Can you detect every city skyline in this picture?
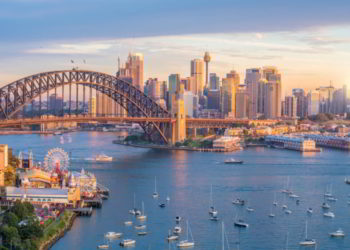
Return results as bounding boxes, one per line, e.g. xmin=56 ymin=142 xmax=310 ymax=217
xmin=1 ymin=0 xmax=350 ymax=96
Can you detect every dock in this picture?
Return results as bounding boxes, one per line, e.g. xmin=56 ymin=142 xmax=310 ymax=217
xmin=82 ymin=198 xmax=102 ymax=208
xmin=70 ymin=207 xmax=93 ymax=216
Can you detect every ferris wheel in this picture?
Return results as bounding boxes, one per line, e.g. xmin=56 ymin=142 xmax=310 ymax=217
xmin=43 ymin=148 xmax=69 ymax=172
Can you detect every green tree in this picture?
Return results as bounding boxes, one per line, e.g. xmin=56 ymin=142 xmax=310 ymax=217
xmin=1 ymin=225 xmax=20 ymax=248
xmin=3 ymin=212 xmax=19 ymax=228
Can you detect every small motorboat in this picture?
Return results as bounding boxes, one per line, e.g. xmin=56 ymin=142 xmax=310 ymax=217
xmin=224 ymin=158 xmax=243 ymax=164
xmin=120 ymin=239 xmax=136 ymax=247
xmin=209 ymin=215 xmax=219 ymax=221
xmin=95 ymin=154 xmax=113 ymax=162
xmin=232 ymin=198 xmax=245 ymax=206
xmin=246 ymin=207 xmax=254 ymax=212
xmin=97 ymin=244 xmax=109 ymax=249
xmin=327 ymin=196 xmax=337 ymax=202
xmin=330 ymin=229 xmax=345 ymax=237
xmin=285 ymin=209 xmax=292 ymax=214
xmin=234 ymin=219 xmax=249 ymax=228
xmin=268 ymin=213 xmax=275 ymax=218
xmin=104 ymin=232 xmax=122 ymax=238
xmin=289 ymin=193 xmax=299 ymax=198
xmin=209 ymin=206 xmax=218 ymax=216
xmin=167 ymin=230 xmax=179 ymax=241
xmin=166 ymin=195 xmax=170 ymax=201
xmin=307 ymin=208 xmax=313 ymax=214
xmin=322 ymin=202 xmax=331 ymax=209
xmin=175 ymin=216 xmax=182 ymax=223
xmin=282 ymin=204 xmax=288 ymax=209
xmin=173 ymin=226 xmax=182 ymax=234
xmin=345 ymin=178 xmax=350 ymax=185
xmin=137 ymin=231 xmax=147 ymax=236
xmin=135 ymin=225 xmax=146 ymax=230
xmin=324 ymin=212 xmax=335 ymax=218
xmin=159 ymin=203 xmax=166 ymax=208
xmin=124 ymin=221 xmax=133 ymax=226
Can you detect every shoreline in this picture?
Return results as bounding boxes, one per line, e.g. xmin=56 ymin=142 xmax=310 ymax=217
xmin=0 ymin=130 xmax=55 ymax=135
xmin=112 ymin=140 xmax=243 ymax=152
xmin=38 ymin=211 xmax=77 ymax=250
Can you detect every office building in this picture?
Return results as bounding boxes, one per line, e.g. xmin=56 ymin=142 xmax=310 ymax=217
xmin=183 ymin=91 xmax=194 ymax=117
xmin=308 ymin=90 xmax=320 ymax=116
xmin=117 ymin=53 xmax=144 ymax=92
xmin=263 ymin=67 xmax=282 ymax=119
xmin=221 ymin=70 xmax=240 ymax=117
xmin=190 ymin=59 xmax=205 ymax=96
xmin=209 ymin=73 xmax=220 ymax=90
xmin=245 ymin=68 xmax=263 ymax=119
xmin=284 ymin=96 xmax=297 ymax=117
xmin=293 ymin=88 xmax=308 ymax=118
xmin=146 ymin=78 xmax=161 ymax=101
xmin=236 ymin=89 xmax=249 ymax=119
xmin=207 ymin=89 xmax=221 ymax=110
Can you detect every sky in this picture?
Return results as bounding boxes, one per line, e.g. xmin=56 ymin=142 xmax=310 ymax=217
xmin=1 ymin=0 xmax=350 ymax=95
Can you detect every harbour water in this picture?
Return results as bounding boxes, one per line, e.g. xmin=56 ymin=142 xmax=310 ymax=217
xmin=2 ymin=132 xmax=350 ymax=249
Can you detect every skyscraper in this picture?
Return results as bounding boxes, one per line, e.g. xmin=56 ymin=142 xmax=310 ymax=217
xmin=117 ymin=53 xmax=144 ymax=92
xmin=221 ymin=70 xmax=240 ymax=117
xmin=308 ymin=90 xmax=320 ymax=116
xmin=190 ymin=59 xmax=205 ymax=96
xmin=236 ymin=88 xmax=249 ymax=119
xmin=207 ymin=89 xmax=220 ymax=110
xmin=284 ymin=96 xmax=297 ymax=117
xmin=292 ymin=88 xmax=308 ymax=118
xmin=263 ymin=67 xmax=282 ymax=119
xmin=147 ymin=78 xmax=161 ymax=101
xmin=245 ymin=68 xmax=263 ymax=119
xmin=209 ymin=73 xmax=220 ymax=90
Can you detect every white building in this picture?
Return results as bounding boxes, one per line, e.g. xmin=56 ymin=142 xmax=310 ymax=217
xmin=213 ymin=136 xmax=240 ymax=149
xmin=183 ymin=91 xmax=194 ymax=117
xmin=265 ymin=135 xmax=317 ymax=152
xmin=308 ymin=90 xmax=320 ymax=116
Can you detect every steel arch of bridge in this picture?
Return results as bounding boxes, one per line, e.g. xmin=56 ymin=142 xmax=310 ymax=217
xmin=0 ymin=70 xmax=171 ymax=143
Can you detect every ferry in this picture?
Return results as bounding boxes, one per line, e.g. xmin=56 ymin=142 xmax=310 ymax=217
xmin=224 ymin=158 xmax=243 ymax=164
xmin=95 ymin=154 xmax=113 ymax=162
xmin=120 ymin=239 xmax=136 ymax=247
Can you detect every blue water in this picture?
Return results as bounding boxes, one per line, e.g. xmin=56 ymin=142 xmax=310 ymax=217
xmin=2 ymin=132 xmax=350 ymax=250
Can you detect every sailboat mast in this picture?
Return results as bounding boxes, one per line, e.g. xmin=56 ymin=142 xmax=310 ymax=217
xmin=222 ymin=222 xmax=225 ymax=250
xmin=133 ymin=193 xmax=136 ymax=208
xmin=155 ymin=177 xmax=157 ymax=193
xmin=305 ymin=221 xmax=308 ymax=239
xmin=210 ymin=184 xmax=213 ymax=208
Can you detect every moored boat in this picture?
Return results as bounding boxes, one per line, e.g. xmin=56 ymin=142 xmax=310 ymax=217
xmin=224 ymin=158 xmax=243 ymax=164
xmin=330 ymin=229 xmax=345 ymax=237
xmin=120 ymin=239 xmax=136 ymax=247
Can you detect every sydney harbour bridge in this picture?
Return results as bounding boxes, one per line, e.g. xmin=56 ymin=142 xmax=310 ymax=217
xmin=0 ymin=70 xmax=252 ymax=144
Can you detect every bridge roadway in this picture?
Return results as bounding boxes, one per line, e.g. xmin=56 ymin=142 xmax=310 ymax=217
xmin=0 ymin=115 xmax=252 ymax=129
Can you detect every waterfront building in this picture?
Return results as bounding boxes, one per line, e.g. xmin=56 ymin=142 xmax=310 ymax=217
xmin=221 ymin=70 xmax=240 ymax=117
xmin=225 ymin=128 xmax=244 ymax=136
xmin=68 ymin=168 xmax=97 ymax=191
xmin=207 ymin=89 xmax=220 ymax=110
xmin=332 ymin=86 xmax=347 ymax=114
xmin=0 ymin=144 xmax=8 ymax=169
xmin=209 ymin=73 xmax=220 ymax=90
xmin=263 ymin=67 xmax=282 ymax=119
xmin=265 ymin=135 xmax=317 ymax=152
xmin=190 ymin=59 xmax=205 ymax=96
xmin=3 ymin=186 xmax=69 ymax=205
xmin=19 ymin=169 xmax=60 ymax=189
xmin=213 ymin=136 xmax=240 ymax=149
xmin=284 ymin=96 xmax=297 ymax=117
xmin=308 ymin=90 xmax=320 ymax=116
xmin=304 ymin=134 xmax=350 ymax=150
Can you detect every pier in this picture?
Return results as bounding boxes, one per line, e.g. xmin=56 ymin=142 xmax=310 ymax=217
xmin=70 ymin=207 xmax=93 ymax=216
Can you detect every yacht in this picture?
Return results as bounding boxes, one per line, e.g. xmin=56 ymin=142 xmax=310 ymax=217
xmin=173 ymin=226 xmax=182 ymax=234
xmin=246 ymin=207 xmax=254 ymax=212
xmin=177 ymin=220 xmax=195 ymax=248
xmin=137 ymin=202 xmax=147 ymax=220
xmin=299 ymin=221 xmax=316 ymax=246
xmin=104 ymin=232 xmax=122 ymax=238
xmin=135 ymin=225 xmax=146 ymax=230
xmin=97 ymin=244 xmax=109 ymax=249
xmin=285 ymin=209 xmax=292 ymax=214
xmin=209 ymin=185 xmax=218 ymax=216
xmin=324 ymin=184 xmax=333 ymax=197
xmin=327 ymin=196 xmax=337 ymax=202
xmin=324 ymin=212 xmax=335 ymax=218
xmin=224 ymin=158 xmax=243 ymax=164
xmin=152 ymin=176 xmax=159 ymax=198
xmin=95 ymin=154 xmax=113 ymax=162
xmin=232 ymin=198 xmax=245 ymax=206
xmin=120 ymin=239 xmax=136 ymax=247
xmin=282 ymin=204 xmax=288 ymax=209
xmin=268 ymin=213 xmax=275 ymax=218
xmin=322 ymin=202 xmax=331 ymax=209
xmin=137 ymin=231 xmax=147 ymax=236
xmin=234 ymin=219 xmax=249 ymax=228
xmin=307 ymin=208 xmax=313 ymax=214
xmin=167 ymin=230 xmax=179 ymax=241
xmin=124 ymin=221 xmax=133 ymax=226
xmin=289 ymin=193 xmax=299 ymax=198
xmin=330 ymin=229 xmax=345 ymax=237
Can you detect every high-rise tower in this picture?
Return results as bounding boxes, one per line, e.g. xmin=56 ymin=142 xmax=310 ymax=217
xmin=203 ymin=52 xmax=211 ymax=88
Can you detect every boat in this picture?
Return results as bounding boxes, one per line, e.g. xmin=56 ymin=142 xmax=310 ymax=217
xmin=175 ymin=216 xmax=182 ymax=223
xmin=167 ymin=230 xmax=179 ymax=241
xmin=54 ymin=131 xmax=62 ymax=135
xmin=152 ymin=176 xmax=159 ymax=198
xmin=224 ymin=158 xmax=243 ymax=164
xmin=177 ymin=220 xmax=195 ymax=248
xmin=268 ymin=213 xmax=275 ymax=218
xmin=327 ymin=196 xmax=337 ymax=202
xmin=345 ymin=178 xmax=350 ymax=185
xmin=97 ymin=244 xmax=109 ymax=249
xmin=104 ymin=232 xmax=122 ymax=238
xmin=120 ymin=239 xmax=136 ymax=247
xmin=299 ymin=221 xmax=316 ymax=246
xmin=232 ymin=198 xmax=245 ymax=206
xmin=324 ymin=184 xmax=333 ymax=197
xmin=285 ymin=209 xmax=292 ymax=214
xmin=322 ymin=202 xmax=331 ymax=209
xmin=209 ymin=215 xmax=219 ymax=221
xmin=281 ymin=176 xmax=293 ymax=194
xmin=166 ymin=195 xmax=170 ymax=201
xmin=324 ymin=212 xmax=335 ymax=218
xmin=307 ymin=208 xmax=313 ymax=214
xmin=137 ymin=202 xmax=147 ymax=220
xmin=173 ymin=226 xmax=182 ymax=234
xmin=273 ymin=192 xmax=278 ymax=206
xmin=234 ymin=219 xmax=249 ymax=228
xmin=124 ymin=221 xmax=133 ymax=226
xmin=95 ymin=154 xmax=113 ymax=162
xmin=159 ymin=203 xmax=166 ymax=208
xmin=246 ymin=204 xmax=254 ymax=212
xmin=288 ymin=193 xmax=299 ymax=198
xmin=330 ymin=229 xmax=345 ymax=237
xmin=209 ymin=185 xmax=218 ymax=216
xmin=135 ymin=225 xmax=146 ymax=230
xmin=137 ymin=231 xmax=147 ymax=236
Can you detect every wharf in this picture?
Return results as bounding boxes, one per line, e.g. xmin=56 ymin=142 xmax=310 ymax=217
xmin=82 ymin=198 xmax=102 ymax=208
xmin=70 ymin=207 xmax=93 ymax=216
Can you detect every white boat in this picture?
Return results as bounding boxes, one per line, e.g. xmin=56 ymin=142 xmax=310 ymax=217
xmin=175 ymin=216 xmax=182 ymax=223
xmin=173 ymin=226 xmax=182 ymax=234
xmin=177 ymin=220 xmax=195 ymax=248
xmin=246 ymin=207 xmax=254 ymax=212
xmin=137 ymin=231 xmax=147 ymax=236
xmin=324 ymin=212 xmax=335 ymax=218
xmin=209 ymin=215 xmax=219 ymax=221
xmin=273 ymin=192 xmax=278 ymax=206
xmin=124 ymin=221 xmax=133 ymax=226
xmin=299 ymin=221 xmax=316 ymax=246
xmin=289 ymin=193 xmax=299 ymax=198
xmin=95 ymin=154 xmax=113 ymax=162
xmin=234 ymin=219 xmax=249 ymax=228
xmin=281 ymin=176 xmax=292 ymax=194
xmin=285 ymin=209 xmax=292 ymax=214
xmin=307 ymin=208 xmax=313 ymax=214
xmin=137 ymin=202 xmax=147 ymax=220
xmin=104 ymin=232 xmax=122 ymax=238
xmin=232 ymin=198 xmax=245 ymax=206
xmin=327 ymin=196 xmax=337 ymax=202
xmin=209 ymin=185 xmax=218 ymax=216
xmin=167 ymin=229 xmax=179 ymax=241
xmin=135 ymin=225 xmax=146 ymax=230
xmin=322 ymin=202 xmax=331 ymax=209
xmin=152 ymin=176 xmax=159 ymax=198
xmin=224 ymin=158 xmax=243 ymax=164
xmin=268 ymin=213 xmax=275 ymax=218
xmin=166 ymin=195 xmax=170 ymax=201
xmin=120 ymin=239 xmax=136 ymax=247
xmin=324 ymin=184 xmax=333 ymax=197
xmin=97 ymin=244 xmax=109 ymax=249
xmin=330 ymin=229 xmax=345 ymax=237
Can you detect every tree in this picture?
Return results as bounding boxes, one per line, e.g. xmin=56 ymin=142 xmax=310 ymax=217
xmin=3 ymin=212 xmax=19 ymax=228
xmin=1 ymin=225 xmax=20 ymax=248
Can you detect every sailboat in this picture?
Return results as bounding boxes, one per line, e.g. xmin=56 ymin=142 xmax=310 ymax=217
xmin=268 ymin=205 xmax=275 ymax=217
xmin=273 ymin=192 xmax=278 ymax=206
xmin=167 ymin=229 xmax=179 ymax=241
xmin=209 ymin=185 xmax=218 ymax=217
xmin=324 ymin=184 xmax=333 ymax=197
xmin=281 ymin=176 xmax=292 ymax=194
xmin=282 ymin=192 xmax=288 ymax=209
xmin=221 ymin=221 xmax=230 ymax=250
xmin=129 ymin=193 xmax=141 ymax=215
xmin=153 ymin=177 xmax=159 ymax=198
xmin=299 ymin=221 xmax=316 ymax=246
xmin=177 ymin=220 xmax=195 ymax=248
xmin=137 ymin=201 xmax=147 ymax=220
